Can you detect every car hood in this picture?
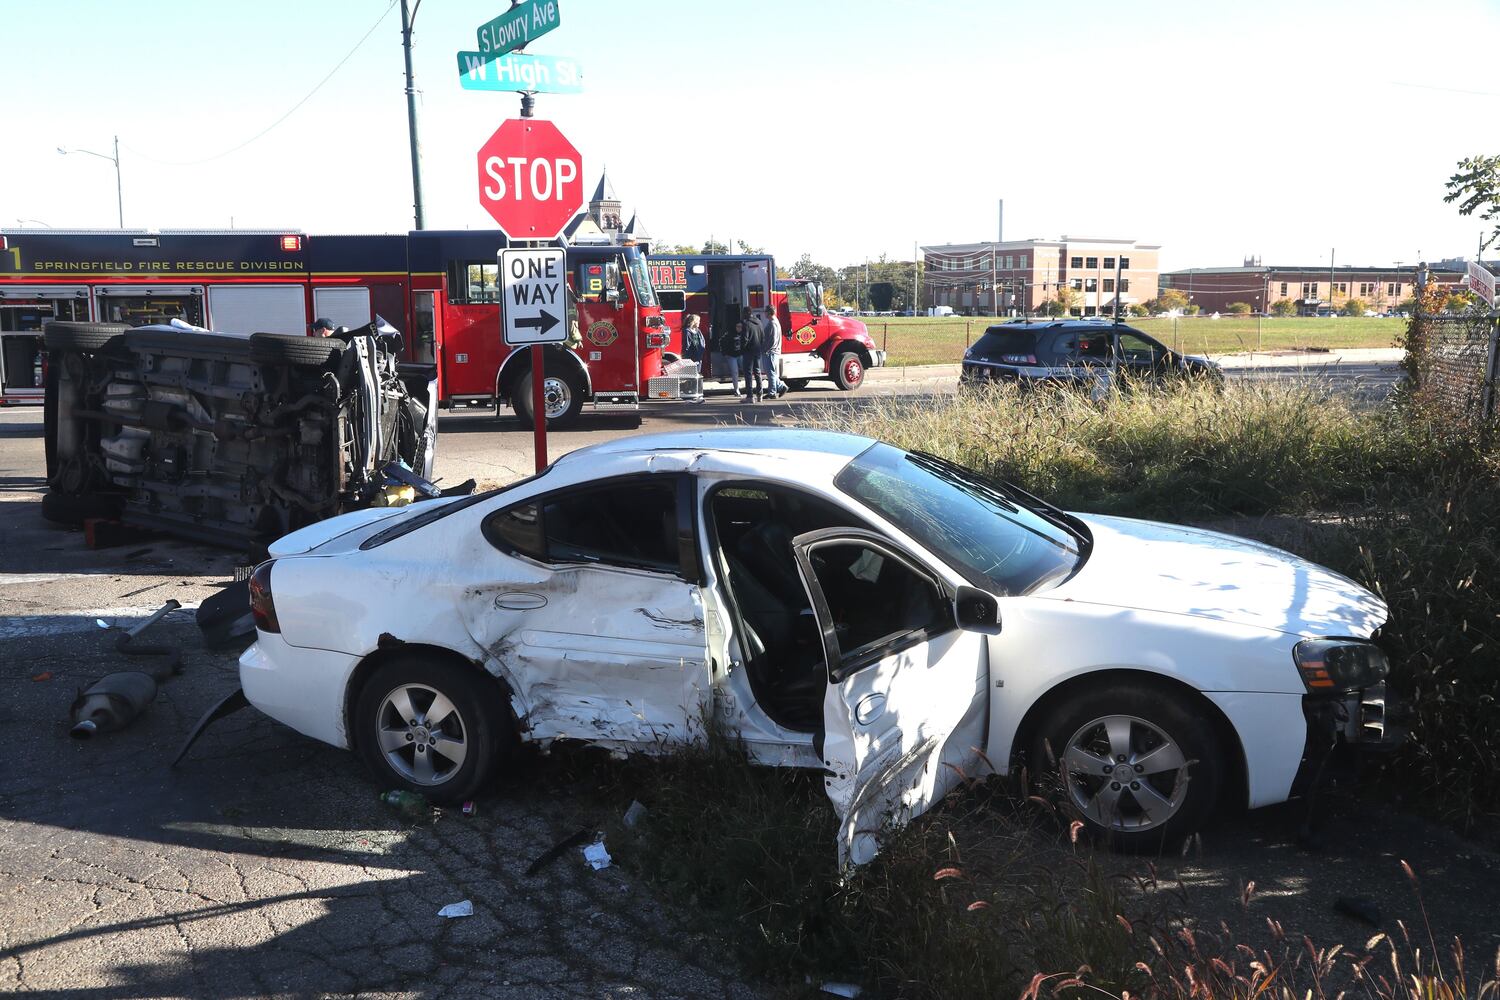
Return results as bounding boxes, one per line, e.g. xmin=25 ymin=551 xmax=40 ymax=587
xmin=1043 ymin=514 xmax=1386 ymax=638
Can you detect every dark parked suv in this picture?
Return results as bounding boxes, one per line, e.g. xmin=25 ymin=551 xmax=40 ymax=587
xmin=959 ymin=321 xmax=1220 ymax=389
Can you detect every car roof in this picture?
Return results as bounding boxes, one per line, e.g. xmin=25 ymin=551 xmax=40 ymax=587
xmin=985 ymin=320 xmax=1128 ymax=333
xmin=556 ymin=427 xmax=876 ymax=471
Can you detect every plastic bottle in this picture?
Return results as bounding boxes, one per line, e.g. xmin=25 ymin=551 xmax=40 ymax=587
xmin=379 ymin=789 xmax=430 ymax=819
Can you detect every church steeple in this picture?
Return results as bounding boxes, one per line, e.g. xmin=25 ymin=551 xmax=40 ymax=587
xmin=588 ymin=168 xmax=622 ymax=235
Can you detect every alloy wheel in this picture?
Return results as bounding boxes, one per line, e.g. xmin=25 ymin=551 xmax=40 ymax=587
xmin=1060 ymin=714 xmax=1189 ymax=831
xmin=374 ymin=683 xmax=469 ymax=786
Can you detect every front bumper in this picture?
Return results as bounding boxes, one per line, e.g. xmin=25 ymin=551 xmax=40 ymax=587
xmin=870 ymin=348 xmax=887 ymax=368
xmin=1292 ymin=682 xmax=1405 ymax=794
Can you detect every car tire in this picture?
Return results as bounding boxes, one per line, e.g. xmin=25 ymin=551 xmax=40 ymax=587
xmin=831 ymin=349 xmax=865 ymax=391
xmin=249 ymin=332 xmax=345 ymax=366
xmin=41 ymin=490 xmax=122 ymax=525
xmin=353 ymin=656 xmax=513 ymax=805
xmin=1033 ymin=681 xmax=1227 ymax=852
xmin=512 ymin=366 xmax=585 ymax=430
xmin=784 ymin=378 xmax=809 ymax=392
xmin=43 ymin=321 xmax=129 ymax=354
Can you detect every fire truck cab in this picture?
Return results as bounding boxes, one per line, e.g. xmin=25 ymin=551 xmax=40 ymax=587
xmin=648 ymin=253 xmax=885 ymax=391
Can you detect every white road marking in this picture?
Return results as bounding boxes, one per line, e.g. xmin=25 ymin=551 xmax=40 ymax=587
xmin=0 ymin=605 xmax=199 ymax=640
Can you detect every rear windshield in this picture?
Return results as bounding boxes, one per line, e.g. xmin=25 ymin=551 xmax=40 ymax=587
xmin=970 ymin=328 xmax=1037 ymax=357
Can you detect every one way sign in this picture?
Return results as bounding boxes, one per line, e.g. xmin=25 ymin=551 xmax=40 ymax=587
xmin=501 ymin=247 xmax=568 ymax=346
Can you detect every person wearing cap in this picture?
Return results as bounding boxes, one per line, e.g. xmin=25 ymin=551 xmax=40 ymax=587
xmin=310 ymin=318 xmax=336 ymax=337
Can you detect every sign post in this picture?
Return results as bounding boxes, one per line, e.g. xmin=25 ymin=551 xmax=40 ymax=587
xmin=502 ymin=248 xmax=568 ymax=471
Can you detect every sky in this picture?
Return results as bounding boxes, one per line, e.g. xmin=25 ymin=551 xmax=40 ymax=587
xmin=4 ymin=0 xmax=1498 ymax=272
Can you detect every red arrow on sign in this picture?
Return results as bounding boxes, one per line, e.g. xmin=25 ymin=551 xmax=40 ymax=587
xmin=476 ymin=119 xmax=583 ymax=240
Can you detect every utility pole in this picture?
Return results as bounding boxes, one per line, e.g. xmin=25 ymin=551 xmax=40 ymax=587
xmin=400 ymin=0 xmax=426 ymax=230
xmin=912 ymin=241 xmax=919 ymax=315
xmin=57 ymin=137 xmax=123 ymax=227
xmin=1329 ymin=248 xmax=1336 ymax=316
xmin=991 ymin=249 xmax=997 ymax=317
xmin=1112 ymin=254 xmax=1123 ymax=322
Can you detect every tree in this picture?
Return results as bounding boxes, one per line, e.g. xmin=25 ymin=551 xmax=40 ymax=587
xmin=1270 ymin=299 xmax=1298 ymax=317
xmin=1445 ymin=289 xmax=1480 ymax=312
xmin=1155 ymin=288 xmax=1190 ymax=312
xmin=734 ymin=240 xmax=764 ymax=254
xmin=701 ymin=239 xmax=728 ymax=255
xmin=1046 ymin=285 xmax=1077 ymax=315
xmin=1183 ymin=304 xmax=1201 ymax=316
xmin=1226 ymin=301 xmax=1252 ymax=315
xmin=1444 ymin=154 xmax=1500 ymax=252
xmin=1128 ymin=303 xmax=1150 ymax=317
xmin=1341 ymin=298 xmax=1367 ymax=317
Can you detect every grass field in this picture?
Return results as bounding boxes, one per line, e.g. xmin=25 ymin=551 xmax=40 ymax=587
xmin=860 ymin=315 xmax=1405 ymax=367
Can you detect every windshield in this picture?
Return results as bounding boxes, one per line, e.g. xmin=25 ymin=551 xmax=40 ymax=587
xmin=625 ymin=251 xmax=658 ymax=308
xmin=834 ymin=443 xmax=1084 ymax=595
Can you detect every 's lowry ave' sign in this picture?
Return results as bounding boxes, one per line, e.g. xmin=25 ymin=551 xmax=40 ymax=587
xmin=456 ymin=51 xmax=583 ymax=94
xmin=501 ymin=248 xmax=567 ymax=346
xmin=476 ymin=0 xmax=560 ymax=61
xmin=476 ymin=119 xmax=583 ymax=240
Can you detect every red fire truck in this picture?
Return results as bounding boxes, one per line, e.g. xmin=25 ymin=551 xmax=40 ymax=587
xmin=0 ymin=228 xmax=696 ymax=426
xmin=646 ymin=253 xmax=886 ymax=390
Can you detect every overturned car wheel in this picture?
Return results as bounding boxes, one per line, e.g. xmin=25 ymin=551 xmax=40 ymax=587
xmin=354 ymin=656 xmax=513 ymax=804
xmin=249 ymin=332 xmax=345 ymax=366
xmin=43 ymin=320 xmax=130 ymax=354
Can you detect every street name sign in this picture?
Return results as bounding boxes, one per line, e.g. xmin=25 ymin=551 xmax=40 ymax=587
xmin=476 ymin=119 xmax=583 ymax=240
xmin=501 ymin=248 xmax=567 ymax=346
xmin=476 ymin=0 xmax=560 ymax=60
xmin=1466 ymin=259 xmax=1497 ymax=307
xmin=456 ymin=51 xmax=583 ymax=94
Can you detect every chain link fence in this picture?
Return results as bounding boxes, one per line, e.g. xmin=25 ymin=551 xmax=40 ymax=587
xmin=1407 ymin=311 xmax=1500 ymax=427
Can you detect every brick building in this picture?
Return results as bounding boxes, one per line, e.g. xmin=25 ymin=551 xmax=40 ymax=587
xmin=920 ymin=237 xmax=1161 ymax=316
xmin=1160 ymin=263 xmax=1466 ymax=316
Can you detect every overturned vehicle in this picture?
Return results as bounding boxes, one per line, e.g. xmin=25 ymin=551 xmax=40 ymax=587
xmin=43 ymin=320 xmax=440 ymax=549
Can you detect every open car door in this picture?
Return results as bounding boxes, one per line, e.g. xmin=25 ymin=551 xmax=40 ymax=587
xmin=792 ymin=528 xmax=991 ymax=867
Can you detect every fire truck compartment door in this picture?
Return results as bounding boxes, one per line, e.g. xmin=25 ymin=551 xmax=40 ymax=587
xmin=741 ymin=261 xmax=770 ymax=311
xmin=313 ymin=287 xmax=372 ymax=330
xmin=208 ymin=284 xmax=306 ymax=335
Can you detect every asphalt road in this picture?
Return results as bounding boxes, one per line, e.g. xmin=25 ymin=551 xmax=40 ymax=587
xmin=12 ymin=355 xmax=1500 ymax=998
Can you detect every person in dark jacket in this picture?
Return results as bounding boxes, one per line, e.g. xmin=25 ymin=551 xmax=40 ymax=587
xmin=713 ymin=320 xmax=742 ymax=394
xmin=738 ymin=309 xmax=765 ymax=402
xmin=681 ymin=314 xmax=706 ymax=363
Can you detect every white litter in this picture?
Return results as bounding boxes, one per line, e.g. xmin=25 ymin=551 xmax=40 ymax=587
xmin=437 ymin=900 xmax=473 ymax=918
xmin=622 ymin=800 xmax=648 ymax=828
xmin=582 ymin=840 xmax=612 ymax=871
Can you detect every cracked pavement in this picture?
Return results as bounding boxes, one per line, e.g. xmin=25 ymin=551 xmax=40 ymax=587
xmin=0 ymin=406 xmax=766 ymax=999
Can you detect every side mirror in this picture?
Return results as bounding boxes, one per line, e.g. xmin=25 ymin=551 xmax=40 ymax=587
xmin=954 ymin=585 xmax=1002 ymax=635
xmin=605 ymin=287 xmax=620 ymax=305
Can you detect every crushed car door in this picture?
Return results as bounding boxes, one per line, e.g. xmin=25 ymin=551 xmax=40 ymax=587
xmin=793 ymin=528 xmax=989 ymax=867
xmin=463 ymin=474 xmax=710 ymax=749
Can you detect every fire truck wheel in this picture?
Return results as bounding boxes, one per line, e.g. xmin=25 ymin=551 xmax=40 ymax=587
xmin=512 ymin=367 xmax=584 ymax=430
xmin=41 ymin=491 xmax=122 ymax=526
xmin=832 ymin=349 xmax=866 ymax=391
xmin=784 ymin=378 xmax=809 ymax=392
xmin=249 ymin=332 xmax=346 ymax=367
xmin=43 ymin=321 xmax=130 ymax=354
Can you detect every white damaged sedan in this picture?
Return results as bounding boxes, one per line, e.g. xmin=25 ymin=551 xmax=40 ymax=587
xmin=240 ymin=428 xmax=1397 ymax=863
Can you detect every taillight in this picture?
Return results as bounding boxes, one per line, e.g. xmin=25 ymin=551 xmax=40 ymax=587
xmin=1001 ymin=353 xmax=1038 ymax=365
xmin=249 ymin=561 xmax=280 ymax=633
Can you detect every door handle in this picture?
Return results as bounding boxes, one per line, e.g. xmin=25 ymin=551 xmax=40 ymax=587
xmin=854 ymin=693 xmax=886 ymax=726
xmin=493 ymin=592 xmax=548 ymax=611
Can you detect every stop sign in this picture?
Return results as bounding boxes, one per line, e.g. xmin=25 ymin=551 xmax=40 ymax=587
xmin=476 ymin=119 xmax=583 ymax=240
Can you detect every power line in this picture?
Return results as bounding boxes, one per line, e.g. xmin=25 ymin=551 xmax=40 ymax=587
xmin=124 ymin=1 xmax=398 ymax=167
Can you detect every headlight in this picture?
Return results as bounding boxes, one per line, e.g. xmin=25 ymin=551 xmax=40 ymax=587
xmin=1293 ymin=639 xmax=1389 ymax=692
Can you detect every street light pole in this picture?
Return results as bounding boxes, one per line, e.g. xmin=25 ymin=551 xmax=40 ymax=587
xmin=400 ymin=0 xmax=426 ymax=230
xmin=57 ymin=137 xmax=123 ymax=227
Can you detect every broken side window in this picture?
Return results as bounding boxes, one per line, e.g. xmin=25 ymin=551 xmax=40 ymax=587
xmin=485 ymin=477 xmax=681 ymax=574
